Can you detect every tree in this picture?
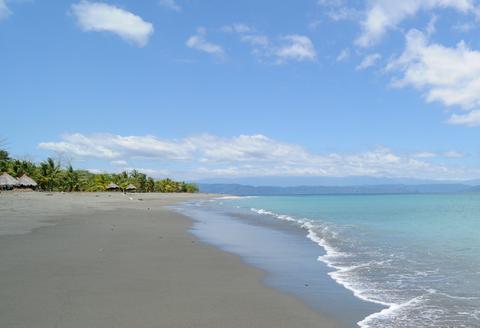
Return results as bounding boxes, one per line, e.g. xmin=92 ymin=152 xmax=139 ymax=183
xmin=183 ymin=183 xmax=199 ymax=193
xmin=0 ymin=138 xmax=8 ymax=162
xmin=38 ymin=158 xmax=61 ymax=191
xmin=0 ymin=138 xmax=10 ymax=169
xmin=0 ymin=150 xmax=9 ymax=162
xmin=63 ymin=165 xmax=80 ymax=192
xmin=0 ymin=149 xmax=197 ymax=194
xmin=113 ymin=171 xmax=130 ymax=191
xmin=130 ymin=170 xmax=147 ymax=192
xmin=145 ymin=177 xmax=155 ymax=192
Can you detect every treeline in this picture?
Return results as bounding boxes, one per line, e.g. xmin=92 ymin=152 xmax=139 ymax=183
xmin=0 ymin=150 xmax=198 ymax=193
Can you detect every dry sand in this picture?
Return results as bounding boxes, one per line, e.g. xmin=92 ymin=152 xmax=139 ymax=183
xmin=0 ymin=192 xmax=338 ymax=328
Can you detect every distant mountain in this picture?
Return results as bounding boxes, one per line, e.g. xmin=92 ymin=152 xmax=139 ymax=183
xmin=199 ymin=183 xmax=479 ymax=196
xmin=196 ymin=176 xmax=480 ymax=187
xmin=467 ymin=185 xmax=480 ymax=193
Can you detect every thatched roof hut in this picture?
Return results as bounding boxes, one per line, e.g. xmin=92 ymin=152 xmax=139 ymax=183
xmin=125 ymin=184 xmax=137 ymax=191
xmin=106 ymin=182 xmax=120 ymax=191
xmin=17 ymin=174 xmax=38 ymax=188
xmin=0 ymin=172 xmax=19 ymax=189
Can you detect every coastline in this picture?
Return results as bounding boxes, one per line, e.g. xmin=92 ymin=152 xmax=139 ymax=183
xmin=175 ymin=197 xmax=383 ymax=328
xmin=187 ymin=194 xmax=480 ymax=328
xmin=0 ymin=192 xmax=339 ymax=328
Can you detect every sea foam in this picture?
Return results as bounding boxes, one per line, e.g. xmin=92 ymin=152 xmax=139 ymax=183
xmin=249 ymin=207 xmax=415 ymax=328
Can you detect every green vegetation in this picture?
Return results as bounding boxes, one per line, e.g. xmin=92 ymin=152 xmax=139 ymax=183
xmin=0 ymin=149 xmax=199 ymax=193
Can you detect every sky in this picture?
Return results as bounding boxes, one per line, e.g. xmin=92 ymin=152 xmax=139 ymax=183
xmin=1 ymin=0 xmax=480 ymax=181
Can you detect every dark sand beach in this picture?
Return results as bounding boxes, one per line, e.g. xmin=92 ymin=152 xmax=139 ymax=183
xmin=0 ymin=192 xmax=338 ymax=328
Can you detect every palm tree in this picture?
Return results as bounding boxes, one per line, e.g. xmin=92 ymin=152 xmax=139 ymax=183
xmin=38 ymin=157 xmax=61 ymax=191
xmin=0 ymin=147 xmax=10 ymax=173
xmin=145 ymin=177 xmax=155 ymax=192
xmin=0 ymin=138 xmax=8 ymax=163
xmin=0 ymin=150 xmax=9 ymax=162
xmin=63 ymin=165 xmax=80 ymax=192
xmin=129 ymin=170 xmax=147 ymax=192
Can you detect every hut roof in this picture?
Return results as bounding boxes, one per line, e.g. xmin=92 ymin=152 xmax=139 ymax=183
xmin=106 ymin=182 xmax=120 ymax=189
xmin=0 ymin=172 xmax=19 ymax=187
xmin=125 ymin=184 xmax=137 ymax=190
xmin=17 ymin=174 xmax=38 ymax=187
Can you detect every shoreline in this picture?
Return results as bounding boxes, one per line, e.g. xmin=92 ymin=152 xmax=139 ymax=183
xmin=175 ymin=197 xmax=383 ymax=328
xmin=0 ymin=192 xmax=339 ymax=328
xmin=188 ymin=194 xmax=480 ymax=328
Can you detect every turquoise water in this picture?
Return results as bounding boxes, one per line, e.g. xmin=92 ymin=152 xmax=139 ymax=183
xmin=213 ymin=194 xmax=480 ymax=327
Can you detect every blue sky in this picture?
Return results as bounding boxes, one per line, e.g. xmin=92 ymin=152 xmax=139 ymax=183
xmin=1 ymin=0 xmax=480 ymax=180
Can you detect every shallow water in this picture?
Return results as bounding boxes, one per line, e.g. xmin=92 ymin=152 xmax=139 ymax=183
xmin=176 ymin=194 xmax=480 ymax=328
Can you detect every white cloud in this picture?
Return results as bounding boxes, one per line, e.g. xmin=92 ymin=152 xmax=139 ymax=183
xmin=0 ymin=0 xmax=11 ymax=20
xmin=222 ymin=23 xmax=269 ymax=47
xmin=38 ymin=133 xmax=478 ymax=180
xmin=186 ymin=27 xmax=225 ymax=57
xmin=453 ymin=21 xmax=475 ymax=32
xmin=221 ymin=24 xmax=316 ymax=64
xmin=111 ymin=160 xmax=128 ymax=166
xmin=39 ymin=133 xmax=191 ymax=161
xmin=443 ymin=151 xmax=465 ymax=158
xmin=336 ymin=48 xmax=350 ymax=62
xmin=328 ymin=6 xmax=361 ymax=21
xmin=414 ymin=151 xmax=438 ymax=158
xmin=222 ymin=23 xmax=271 ymax=58
xmin=71 ymin=1 xmax=154 ymax=47
xmin=308 ymin=20 xmax=322 ymax=30
xmin=388 ymin=29 xmax=480 ymax=126
xmin=241 ymin=34 xmax=270 ymax=47
xmin=413 ymin=151 xmax=466 ymax=158
xmin=447 ymin=110 xmax=480 ymax=126
xmin=356 ymin=0 xmax=474 ymax=47
xmin=275 ymin=35 xmax=317 ymax=63
xmin=356 ymin=53 xmax=381 ymax=70
xmin=426 ymin=15 xmax=438 ymax=36
xmin=317 ymin=0 xmax=360 ymax=21
xmin=88 ymin=166 xmax=171 ymax=177
xmin=158 ymin=0 xmax=181 ymax=12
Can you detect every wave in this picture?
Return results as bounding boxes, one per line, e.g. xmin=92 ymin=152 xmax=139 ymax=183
xmin=358 ymin=296 xmax=423 ymax=328
xmin=214 ymin=196 xmax=258 ymax=200
xmin=211 ymin=196 xmax=480 ymax=328
xmin=249 ymin=207 xmax=410 ymax=327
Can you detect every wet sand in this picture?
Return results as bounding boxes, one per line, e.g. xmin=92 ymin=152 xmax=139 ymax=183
xmin=0 ymin=192 xmax=339 ymax=328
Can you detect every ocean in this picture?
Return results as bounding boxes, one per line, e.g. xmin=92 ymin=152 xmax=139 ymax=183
xmin=174 ymin=194 xmax=480 ymax=328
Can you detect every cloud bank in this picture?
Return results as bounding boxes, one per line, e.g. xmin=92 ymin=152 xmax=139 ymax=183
xmin=38 ymin=133 xmax=474 ymax=180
